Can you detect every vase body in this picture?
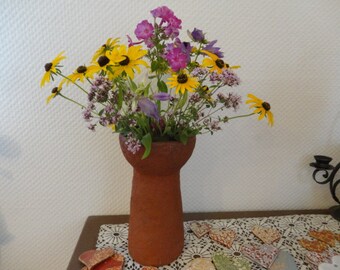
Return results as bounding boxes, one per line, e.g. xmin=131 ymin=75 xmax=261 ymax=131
xmin=119 ymin=135 xmax=196 ymax=266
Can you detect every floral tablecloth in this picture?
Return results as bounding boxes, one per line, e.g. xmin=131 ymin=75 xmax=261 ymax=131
xmin=96 ymin=214 xmax=340 ymax=270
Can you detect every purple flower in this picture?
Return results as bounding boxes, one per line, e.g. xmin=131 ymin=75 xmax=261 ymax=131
xmin=165 ymin=39 xmax=191 ymax=71
xmin=150 ymin=6 xmax=181 ymax=39
xmin=203 ymin=40 xmax=224 ymax=58
xmin=191 ymin=67 xmax=209 ymax=78
xmin=190 ymin=28 xmax=205 ymax=42
xmin=153 ymin=92 xmax=171 ymax=101
xmin=164 ymin=16 xmax=182 ymax=39
xmin=209 ymin=71 xmax=223 ymax=82
xmin=138 ymin=98 xmax=160 ymax=121
xmin=151 ymin=6 xmax=174 ymax=20
xmin=88 ymin=123 xmax=96 ymax=131
xmin=217 ymin=92 xmax=242 ymax=111
xmin=125 ymin=133 xmax=142 ymax=154
xmin=82 ymin=109 xmax=92 ymax=122
xmin=135 ymin=20 xmax=154 ymax=40
xmin=165 ymin=46 xmax=188 ymax=71
xmin=221 ymin=69 xmax=241 ymax=87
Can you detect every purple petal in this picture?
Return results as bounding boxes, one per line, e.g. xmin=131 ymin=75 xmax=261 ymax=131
xmin=138 ymin=98 xmax=160 ymax=121
xmin=203 ymin=40 xmax=224 ymax=58
xmin=191 ymin=28 xmax=205 ymax=42
xmin=135 ymin=20 xmax=154 ymax=40
xmin=153 ymin=93 xmax=171 ymax=101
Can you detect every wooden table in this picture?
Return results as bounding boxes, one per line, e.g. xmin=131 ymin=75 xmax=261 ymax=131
xmin=67 ymin=209 xmax=330 ymax=270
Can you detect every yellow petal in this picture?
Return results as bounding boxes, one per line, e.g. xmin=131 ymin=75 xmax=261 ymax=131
xmin=40 ymin=72 xmax=50 ymax=87
xmin=258 ymin=110 xmax=266 ymax=121
xmin=201 ymin=50 xmax=218 ymax=60
xmin=108 ymin=124 xmax=116 ymax=131
xmin=253 ymin=108 xmax=263 ymax=114
xmin=46 ymin=93 xmax=56 ymax=104
xmin=202 ymin=58 xmax=214 ymax=68
xmin=267 ymin=111 xmax=274 ymax=126
xmin=125 ymin=67 xmax=134 ymax=79
xmin=247 ymin=94 xmax=262 ymax=103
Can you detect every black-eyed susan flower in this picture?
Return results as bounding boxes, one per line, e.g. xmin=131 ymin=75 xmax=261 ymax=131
xmin=111 ymin=45 xmax=148 ymax=79
xmin=201 ymin=50 xmax=240 ymax=74
xmin=91 ymin=38 xmax=120 ymax=63
xmin=86 ymin=47 xmax=128 ymax=79
xmin=46 ymin=85 xmax=62 ymax=104
xmin=40 ymin=52 xmax=66 ymax=87
xmin=66 ymin=65 xmax=97 ymax=84
xmin=246 ymin=94 xmax=274 ymax=126
xmin=167 ymin=71 xmax=199 ymax=94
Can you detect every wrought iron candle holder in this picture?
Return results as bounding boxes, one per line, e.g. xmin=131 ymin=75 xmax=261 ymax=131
xmin=310 ymin=155 xmax=340 ymax=220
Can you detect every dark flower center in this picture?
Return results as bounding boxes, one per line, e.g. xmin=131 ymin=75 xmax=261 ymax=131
xmin=97 ymin=56 xmax=110 ymax=67
xmin=51 ymin=87 xmax=59 ymax=94
xmin=119 ymin=55 xmax=130 ymax=66
xmin=177 ymin=74 xmax=188 ymax=84
xmin=45 ymin=62 xmax=53 ymax=72
xmin=76 ymin=66 xmax=87 ymax=73
xmin=215 ymin=59 xmax=225 ymax=68
xmin=262 ymin=102 xmax=271 ymax=111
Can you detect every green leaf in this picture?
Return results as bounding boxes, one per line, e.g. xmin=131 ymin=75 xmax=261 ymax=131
xmin=144 ymin=82 xmax=151 ymax=97
xmin=157 ymin=80 xmax=168 ymax=93
xmin=129 ymin=78 xmax=138 ymax=91
xmin=141 ymin=133 xmax=152 ymax=159
xmin=179 ymin=133 xmax=188 ymax=145
xmin=177 ymin=91 xmax=188 ymax=109
xmin=151 ymin=61 xmax=158 ymax=72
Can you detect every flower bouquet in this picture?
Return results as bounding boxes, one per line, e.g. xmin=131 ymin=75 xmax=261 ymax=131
xmin=40 ymin=6 xmax=275 ymax=266
xmin=40 ymin=5 xmax=273 ymax=159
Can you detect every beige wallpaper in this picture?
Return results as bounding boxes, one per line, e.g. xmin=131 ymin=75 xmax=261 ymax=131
xmin=1 ymin=0 xmax=340 ymax=269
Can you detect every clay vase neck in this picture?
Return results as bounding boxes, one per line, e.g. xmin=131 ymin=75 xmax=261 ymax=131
xmin=119 ymin=135 xmax=196 ymax=266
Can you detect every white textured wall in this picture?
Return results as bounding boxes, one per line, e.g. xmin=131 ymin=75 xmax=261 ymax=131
xmin=1 ymin=0 xmax=339 ymax=269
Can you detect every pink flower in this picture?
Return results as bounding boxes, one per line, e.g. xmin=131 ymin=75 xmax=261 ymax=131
xmin=150 ymin=6 xmax=174 ymax=21
xmin=135 ymin=20 xmax=154 ymax=40
xmin=150 ymin=6 xmax=182 ymax=39
xmin=165 ymin=47 xmax=188 ymax=72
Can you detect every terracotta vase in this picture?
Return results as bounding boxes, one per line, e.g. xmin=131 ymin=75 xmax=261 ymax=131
xmin=119 ymin=135 xmax=196 ymax=266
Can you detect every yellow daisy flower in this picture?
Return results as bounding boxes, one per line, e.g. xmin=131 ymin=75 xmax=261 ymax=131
xmin=86 ymin=47 xmax=127 ymax=79
xmin=46 ymin=85 xmax=62 ymax=104
xmin=167 ymin=71 xmax=199 ymax=94
xmin=201 ymin=50 xmax=240 ymax=74
xmin=91 ymin=38 xmax=120 ymax=63
xmin=66 ymin=65 xmax=97 ymax=84
xmin=40 ymin=51 xmax=66 ymax=87
xmin=246 ymin=94 xmax=274 ymax=126
xmin=111 ymin=45 xmax=148 ymax=79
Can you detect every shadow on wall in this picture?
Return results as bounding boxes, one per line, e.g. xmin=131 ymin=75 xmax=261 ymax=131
xmin=0 ymin=135 xmax=21 ymax=180
xmin=0 ymin=211 xmax=14 ymax=268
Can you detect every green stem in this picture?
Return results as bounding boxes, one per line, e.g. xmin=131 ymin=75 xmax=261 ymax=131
xmin=57 ymin=72 xmax=89 ymax=95
xmin=227 ymin=113 xmax=255 ymax=120
xmin=197 ymin=106 xmax=225 ymax=123
xmin=57 ymin=94 xmax=100 ymax=117
xmin=58 ymin=93 xmax=86 ymax=108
